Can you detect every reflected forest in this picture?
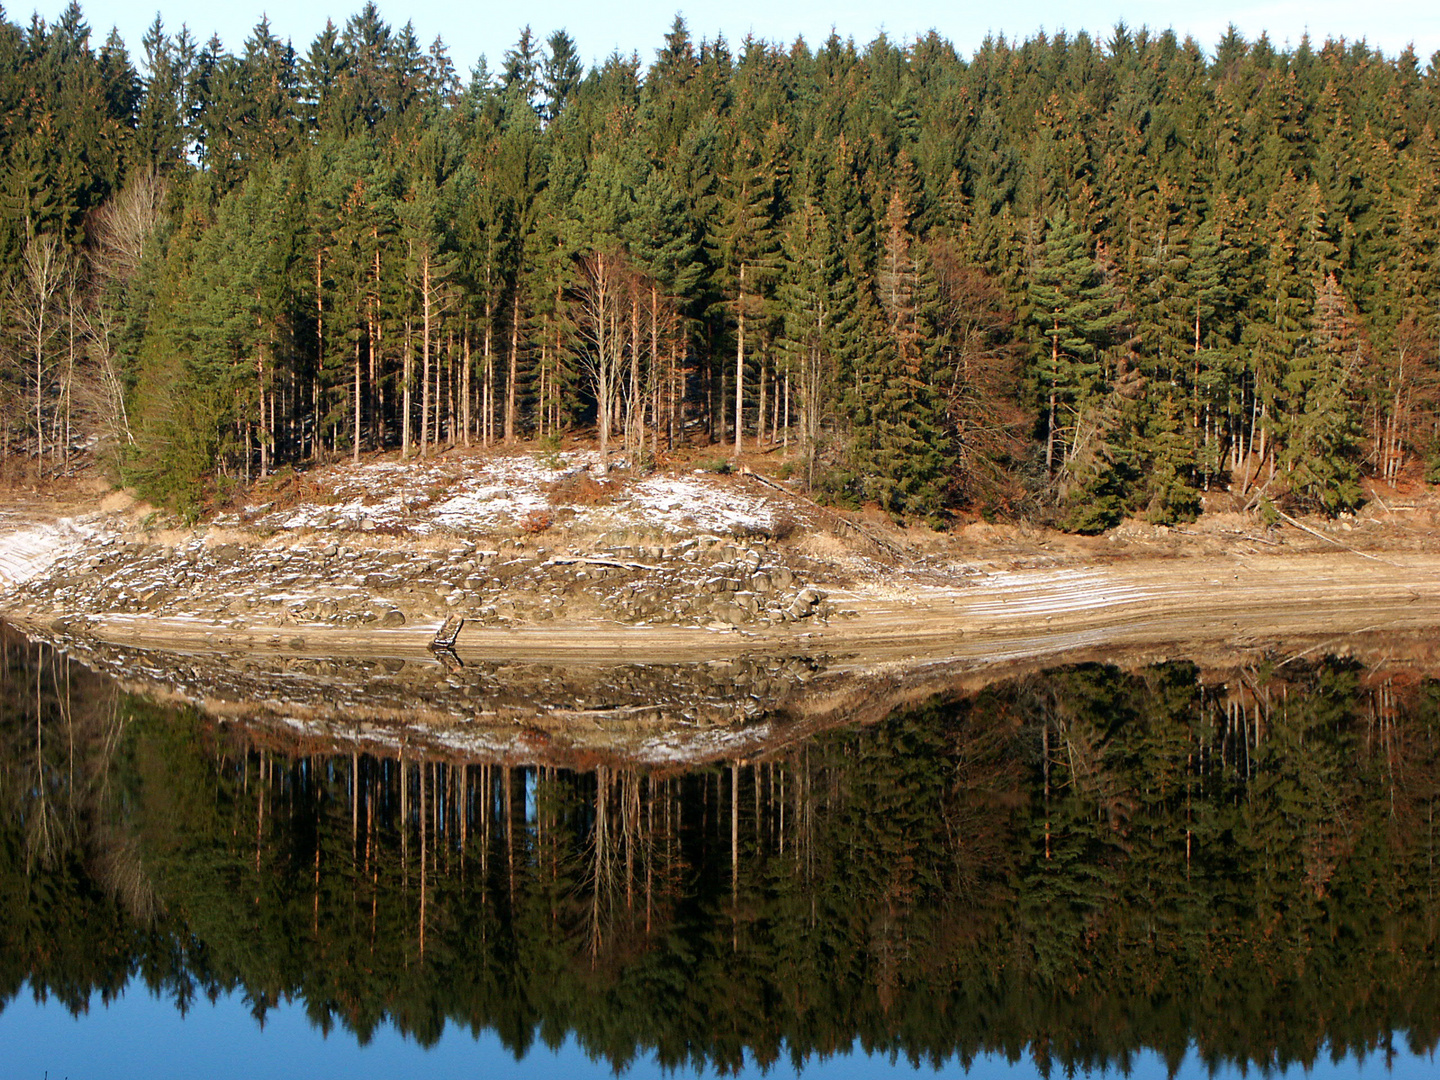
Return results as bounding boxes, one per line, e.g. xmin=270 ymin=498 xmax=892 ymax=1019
xmin=5 ymin=628 xmax=1440 ymax=1076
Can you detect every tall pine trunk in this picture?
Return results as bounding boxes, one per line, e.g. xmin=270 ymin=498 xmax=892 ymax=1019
xmin=352 ymin=334 xmax=362 ymax=463
xmin=313 ymin=250 xmax=324 ymax=462
xmin=734 ymin=262 xmax=746 ymax=457
xmin=462 ymin=325 xmax=472 ymax=447
xmin=421 ymin=252 xmax=432 ymax=458
xmin=506 ymin=291 xmax=519 ymax=445
xmin=402 ymin=318 xmax=413 ymax=459
xmin=483 ymin=294 xmax=493 ymax=447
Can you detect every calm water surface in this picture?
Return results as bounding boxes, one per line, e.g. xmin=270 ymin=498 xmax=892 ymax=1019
xmin=4 ymin=624 xmax=1440 ymax=1079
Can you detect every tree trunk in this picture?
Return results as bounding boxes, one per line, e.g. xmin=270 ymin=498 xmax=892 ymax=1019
xmin=402 ymin=317 xmax=413 ymax=459
xmin=1045 ymin=329 xmax=1058 ymax=475
xmin=758 ymin=351 xmax=767 ymax=446
xmin=506 ymin=291 xmax=519 ymax=445
xmin=734 ymin=262 xmax=746 ymax=457
xmin=462 ymin=325 xmax=472 ymax=447
xmin=421 ymin=252 xmax=432 ymax=459
xmin=258 ymin=339 xmax=269 ymax=479
xmin=352 ymin=334 xmax=361 ymax=463
xmin=314 ymin=250 xmax=324 ymax=461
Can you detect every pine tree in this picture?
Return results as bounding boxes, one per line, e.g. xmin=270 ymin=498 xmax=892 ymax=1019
xmin=1282 ymin=273 xmax=1362 ymax=512
xmin=853 ymin=187 xmax=953 ymax=521
xmin=1027 ymin=209 xmax=1123 ymax=477
xmin=712 ymin=133 xmax=779 ymax=456
xmin=540 ymin=30 xmax=582 ymax=123
xmin=776 ymin=196 xmax=839 ymax=486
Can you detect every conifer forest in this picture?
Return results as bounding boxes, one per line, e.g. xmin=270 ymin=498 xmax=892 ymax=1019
xmin=3 ymin=2 xmax=1439 ymax=529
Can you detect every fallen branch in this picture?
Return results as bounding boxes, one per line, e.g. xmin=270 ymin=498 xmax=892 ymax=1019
xmin=547 ymin=556 xmax=660 ymax=571
xmin=430 ymin=615 xmax=465 ymax=648
xmin=1279 ymin=623 xmax=1386 ymax=667
xmin=739 ymin=468 xmax=912 ymax=561
xmin=1221 ymin=528 xmax=1282 ymax=547
xmin=1274 ymin=510 xmax=1390 ymax=564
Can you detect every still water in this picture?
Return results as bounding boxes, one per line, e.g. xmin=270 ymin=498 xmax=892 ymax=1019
xmin=4 ymin=625 xmax=1440 ymax=1079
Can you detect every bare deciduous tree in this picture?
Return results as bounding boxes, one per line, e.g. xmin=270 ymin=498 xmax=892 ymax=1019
xmin=8 ymin=232 xmax=67 ymax=475
xmin=90 ymin=169 xmax=166 ymax=284
xmin=573 ymin=250 xmax=629 ymax=473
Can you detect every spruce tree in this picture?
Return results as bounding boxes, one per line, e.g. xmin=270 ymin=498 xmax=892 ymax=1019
xmin=1027 ymin=209 xmax=1123 ymax=477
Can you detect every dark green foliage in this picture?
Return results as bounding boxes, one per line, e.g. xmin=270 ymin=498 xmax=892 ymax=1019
xmin=5 ymin=7 xmax=1440 ymax=523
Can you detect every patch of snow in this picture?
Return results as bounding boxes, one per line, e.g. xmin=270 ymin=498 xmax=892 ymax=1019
xmin=239 ymin=452 xmax=775 ymax=538
xmin=621 ymin=476 xmax=773 ymax=535
xmin=634 ymin=723 xmax=775 ymax=764
xmin=0 ymin=517 xmax=103 ymax=596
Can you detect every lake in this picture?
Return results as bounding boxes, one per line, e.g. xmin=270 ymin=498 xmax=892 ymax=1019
xmin=3 ymin=622 xmax=1440 ymax=1079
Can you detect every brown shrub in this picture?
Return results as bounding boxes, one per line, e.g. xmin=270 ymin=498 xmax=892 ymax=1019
xmin=520 ymin=508 xmax=554 ymax=534
xmin=547 ymin=470 xmax=613 ymax=507
xmin=768 ymin=511 xmax=799 ymax=541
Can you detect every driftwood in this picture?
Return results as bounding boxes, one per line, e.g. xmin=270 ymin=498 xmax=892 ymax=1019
xmin=547 ymin=556 xmax=661 ymax=571
xmin=738 ymin=468 xmax=912 ymax=561
xmin=430 ymin=615 xmax=465 ymax=649
xmin=1274 ymin=510 xmax=1390 ymax=564
xmin=1221 ymin=528 xmax=1282 ymax=547
xmin=1279 ymin=624 xmax=1387 ymax=667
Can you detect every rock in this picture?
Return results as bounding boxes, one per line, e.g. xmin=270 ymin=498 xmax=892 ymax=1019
xmin=750 ymin=573 xmax=772 ymax=594
xmin=380 ymin=609 xmax=406 ymax=627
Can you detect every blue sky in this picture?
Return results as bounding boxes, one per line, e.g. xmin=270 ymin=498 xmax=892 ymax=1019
xmin=58 ymin=0 xmax=1440 ymax=75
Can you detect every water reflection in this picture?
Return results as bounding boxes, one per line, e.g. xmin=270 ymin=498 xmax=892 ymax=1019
xmin=4 ymin=624 xmax=1440 ymax=1077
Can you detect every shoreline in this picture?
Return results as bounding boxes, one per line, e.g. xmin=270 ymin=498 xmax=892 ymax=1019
xmin=7 ymin=547 xmax=1439 ymax=667
xmin=5 ymin=455 xmax=1440 ymax=700
xmin=7 ymin=474 xmax=1440 ymax=769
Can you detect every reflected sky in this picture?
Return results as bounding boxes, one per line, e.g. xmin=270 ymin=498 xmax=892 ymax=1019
xmin=4 ymin=983 xmax=1437 ymax=1080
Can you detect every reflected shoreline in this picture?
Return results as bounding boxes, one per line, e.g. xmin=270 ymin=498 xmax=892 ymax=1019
xmin=7 ymin=615 xmax=1440 ymax=768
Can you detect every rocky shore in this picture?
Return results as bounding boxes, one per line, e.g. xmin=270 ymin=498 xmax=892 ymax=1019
xmin=6 ymin=452 xmax=1440 ymax=693
xmin=16 ymin=528 xmax=842 ymax=637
